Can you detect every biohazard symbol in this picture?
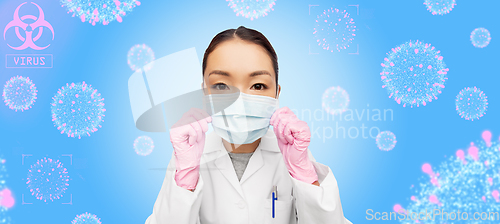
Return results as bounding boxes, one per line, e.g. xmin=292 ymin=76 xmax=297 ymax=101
xmin=3 ymin=2 xmax=54 ymax=50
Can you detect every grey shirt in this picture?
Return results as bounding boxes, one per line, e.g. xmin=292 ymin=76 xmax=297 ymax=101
xmin=227 ymin=151 xmax=255 ymax=181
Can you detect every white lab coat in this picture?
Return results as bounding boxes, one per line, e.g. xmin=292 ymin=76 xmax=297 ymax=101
xmin=146 ymin=129 xmax=352 ymax=224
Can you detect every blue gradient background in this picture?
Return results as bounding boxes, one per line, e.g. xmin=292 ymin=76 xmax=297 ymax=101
xmin=0 ymin=0 xmax=498 ymax=223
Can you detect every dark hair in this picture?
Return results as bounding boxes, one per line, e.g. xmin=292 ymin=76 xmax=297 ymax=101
xmin=202 ymin=26 xmax=279 ymax=88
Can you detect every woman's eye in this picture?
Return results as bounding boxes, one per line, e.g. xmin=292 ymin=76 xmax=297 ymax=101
xmin=251 ymin=83 xmax=267 ymax=90
xmin=211 ymin=83 xmax=230 ymax=91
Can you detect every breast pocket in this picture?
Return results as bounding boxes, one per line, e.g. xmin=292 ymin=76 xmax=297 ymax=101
xmin=263 ymin=195 xmax=294 ymax=224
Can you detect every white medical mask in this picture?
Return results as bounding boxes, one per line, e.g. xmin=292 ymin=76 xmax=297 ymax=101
xmin=204 ymin=91 xmax=279 ymax=144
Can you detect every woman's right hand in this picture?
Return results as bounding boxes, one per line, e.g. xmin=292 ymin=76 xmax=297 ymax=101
xmin=170 ymin=108 xmax=212 ymax=191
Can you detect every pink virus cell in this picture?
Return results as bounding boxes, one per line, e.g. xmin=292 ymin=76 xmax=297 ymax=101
xmin=60 ymin=0 xmax=141 ymax=25
xmin=134 ymin=135 xmax=154 ymax=156
xmin=127 ymin=44 xmax=155 ymax=72
xmin=423 ymin=0 xmax=456 ymax=15
xmin=26 ymin=157 xmax=69 ymax=203
xmin=313 ymin=7 xmax=356 ymax=53
xmin=375 ymin=131 xmax=397 ymax=151
xmin=2 ymin=76 xmax=37 ymax=112
xmin=51 ymin=82 xmax=106 ymax=139
xmin=455 ymin=86 xmax=488 ymax=121
xmin=396 ymin=130 xmax=500 ymax=223
xmin=0 ymin=189 xmax=14 ymax=209
xmin=470 ymin=27 xmax=491 ymax=48
xmin=71 ymin=212 xmax=102 ymax=224
xmin=380 ymin=40 xmax=448 ymax=108
xmin=393 ymin=204 xmax=407 ymax=214
xmin=321 ymin=86 xmax=350 ymax=115
xmin=226 ymin=0 xmax=276 ymax=21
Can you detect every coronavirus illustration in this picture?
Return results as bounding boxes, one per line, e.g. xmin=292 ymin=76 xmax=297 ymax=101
xmin=26 ymin=157 xmax=69 ymax=203
xmin=376 ymin=131 xmax=397 ymax=151
xmin=313 ymin=7 xmax=356 ymax=53
xmin=322 ymin=86 xmax=350 ymax=115
xmin=2 ymin=76 xmax=37 ymax=112
xmin=395 ymin=131 xmax=500 ymax=223
xmin=51 ymin=82 xmax=106 ymax=139
xmin=71 ymin=212 xmax=102 ymax=224
xmin=423 ymin=0 xmax=456 ymax=15
xmin=470 ymin=27 xmax=492 ymax=48
xmin=226 ymin=0 xmax=276 ymax=21
xmin=127 ymin=44 xmax=155 ymax=72
xmin=60 ymin=0 xmax=141 ymax=25
xmin=455 ymin=86 xmax=488 ymax=121
xmin=134 ymin=136 xmax=154 ymax=156
xmin=380 ymin=40 xmax=449 ymax=108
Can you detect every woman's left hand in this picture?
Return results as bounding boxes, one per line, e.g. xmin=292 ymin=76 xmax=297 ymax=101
xmin=270 ymin=107 xmax=319 ymax=184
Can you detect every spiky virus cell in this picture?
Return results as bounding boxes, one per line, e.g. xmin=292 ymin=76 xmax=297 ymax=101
xmin=26 ymin=157 xmax=69 ymax=203
xmin=313 ymin=7 xmax=356 ymax=53
xmin=376 ymin=131 xmax=397 ymax=151
xmin=471 ymin=28 xmax=492 ymax=48
xmin=2 ymin=76 xmax=37 ymax=112
xmin=423 ymin=0 xmax=456 ymax=15
xmin=456 ymin=86 xmax=488 ymax=121
xmin=51 ymin=82 xmax=106 ymax=139
xmin=322 ymin=86 xmax=350 ymax=115
xmin=71 ymin=212 xmax=102 ymax=224
xmin=380 ymin=40 xmax=449 ymax=108
xmin=226 ymin=0 xmax=276 ymax=21
xmin=134 ymin=136 xmax=154 ymax=156
xmin=395 ymin=131 xmax=500 ymax=223
xmin=60 ymin=0 xmax=141 ymax=25
xmin=127 ymin=44 xmax=155 ymax=72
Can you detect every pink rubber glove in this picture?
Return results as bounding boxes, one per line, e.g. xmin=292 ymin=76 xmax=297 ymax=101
xmin=270 ymin=107 xmax=319 ymax=184
xmin=170 ymin=108 xmax=211 ymax=191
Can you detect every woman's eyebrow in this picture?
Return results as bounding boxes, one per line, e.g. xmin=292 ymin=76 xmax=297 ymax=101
xmin=208 ymin=70 xmax=271 ymax=77
xmin=249 ymin=70 xmax=271 ymax=77
xmin=208 ymin=70 xmax=230 ymax=77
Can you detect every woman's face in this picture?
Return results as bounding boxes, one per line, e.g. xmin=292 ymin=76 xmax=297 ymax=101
xmin=203 ymin=38 xmax=280 ymax=98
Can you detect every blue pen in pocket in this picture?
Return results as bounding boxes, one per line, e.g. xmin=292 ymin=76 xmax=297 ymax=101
xmin=272 ymin=185 xmax=278 ymax=218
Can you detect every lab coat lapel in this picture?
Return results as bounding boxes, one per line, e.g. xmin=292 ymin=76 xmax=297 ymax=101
xmin=214 ymin=149 xmax=245 ymax=198
xmin=239 ymin=147 xmax=264 ymax=184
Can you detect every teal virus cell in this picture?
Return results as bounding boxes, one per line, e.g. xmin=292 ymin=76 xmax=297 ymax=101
xmin=456 ymin=86 xmax=488 ymax=121
xmin=127 ymin=44 xmax=155 ymax=72
xmin=71 ymin=212 xmax=102 ymax=224
xmin=471 ymin=28 xmax=492 ymax=48
xmin=51 ymin=82 xmax=106 ymax=139
xmin=380 ymin=40 xmax=449 ymax=108
xmin=226 ymin=0 xmax=276 ymax=21
xmin=60 ymin=0 xmax=141 ymax=25
xmin=313 ymin=7 xmax=356 ymax=53
xmin=2 ymin=76 xmax=37 ymax=112
xmin=423 ymin=0 xmax=456 ymax=15
xmin=395 ymin=131 xmax=500 ymax=223
xmin=322 ymin=86 xmax=350 ymax=115
xmin=376 ymin=131 xmax=397 ymax=151
xmin=26 ymin=157 xmax=69 ymax=203
xmin=134 ymin=136 xmax=154 ymax=156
